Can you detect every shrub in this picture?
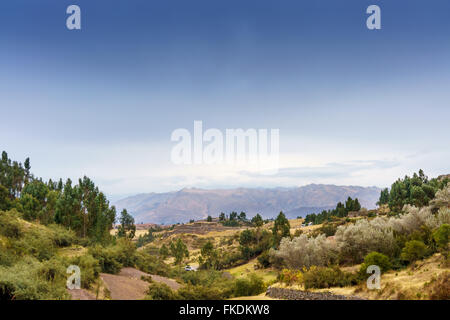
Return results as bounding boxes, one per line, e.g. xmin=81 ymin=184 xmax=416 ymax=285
xmin=47 ymin=224 xmax=77 ymax=247
xmin=0 ymin=210 xmax=23 ymax=238
xmin=303 ymin=266 xmax=358 ymax=289
xmin=146 ymin=282 xmax=178 ymax=300
xmin=233 ymin=274 xmax=266 ymax=297
xmin=279 ymin=269 xmax=303 ymax=286
xmin=335 ymin=217 xmax=396 ymax=263
xmin=89 ymin=239 xmax=137 ymax=274
xmin=12 ymin=226 xmax=56 ymax=261
xmin=359 ymin=252 xmax=392 ymax=275
xmin=89 ymin=246 xmax=123 ymax=274
xmin=0 ymin=257 xmax=69 ymax=300
xmin=400 ymin=240 xmax=428 ymax=263
xmin=257 ymin=251 xmax=271 ymax=268
xmin=433 ymin=224 xmax=450 ymax=251
xmin=178 ymin=284 xmax=226 ymax=300
xmin=271 ymin=234 xmax=337 ymax=269
xmin=135 ymin=251 xmax=170 ymax=277
xmin=70 ymin=254 xmax=100 ymax=289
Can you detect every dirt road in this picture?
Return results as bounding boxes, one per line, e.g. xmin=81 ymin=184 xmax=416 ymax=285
xmin=99 ymin=267 xmax=181 ymax=300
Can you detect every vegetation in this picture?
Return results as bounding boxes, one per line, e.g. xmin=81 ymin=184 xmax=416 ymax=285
xmin=378 ymin=170 xmax=448 ymax=212
xmin=305 ymin=197 xmax=361 ymax=225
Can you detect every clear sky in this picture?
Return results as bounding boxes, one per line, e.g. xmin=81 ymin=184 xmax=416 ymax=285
xmin=1 ymin=0 xmax=449 ymax=200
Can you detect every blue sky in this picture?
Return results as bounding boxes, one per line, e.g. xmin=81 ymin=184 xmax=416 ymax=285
xmin=1 ymin=0 xmax=449 ymax=200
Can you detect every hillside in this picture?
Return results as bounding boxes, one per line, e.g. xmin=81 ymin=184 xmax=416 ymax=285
xmin=114 ymin=185 xmax=381 ymax=224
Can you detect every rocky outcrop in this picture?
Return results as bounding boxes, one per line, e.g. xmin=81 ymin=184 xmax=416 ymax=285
xmin=266 ymin=286 xmax=364 ymax=300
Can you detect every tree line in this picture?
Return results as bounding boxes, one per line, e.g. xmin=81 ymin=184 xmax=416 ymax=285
xmin=304 ymin=197 xmax=361 ymax=225
xmin=0 ymin=151 xmax=133 ymax=243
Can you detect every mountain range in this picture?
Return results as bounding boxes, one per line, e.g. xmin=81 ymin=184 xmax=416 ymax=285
xmin=113 ymin=184 xmax=382 ymax=224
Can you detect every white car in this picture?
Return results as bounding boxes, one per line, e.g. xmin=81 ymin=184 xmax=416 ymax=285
xmin=184 ymin=265 xmax=194 ymax=271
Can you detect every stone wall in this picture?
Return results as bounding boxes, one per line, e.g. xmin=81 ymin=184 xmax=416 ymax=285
xmin=266 ymin=286 xmax=364 ymax=300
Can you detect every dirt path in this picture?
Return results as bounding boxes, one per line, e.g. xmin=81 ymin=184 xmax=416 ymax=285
xmin=119 ymin=267 xmax=181 ymax=290
xmin=99 ymin=267 xmax=181 ymax=300
xmin=68 ymin=289 xmax=97 ymax=300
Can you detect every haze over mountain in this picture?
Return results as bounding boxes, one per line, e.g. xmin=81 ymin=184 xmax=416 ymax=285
xmin=114 ymin=184 xmax=382 ymax=224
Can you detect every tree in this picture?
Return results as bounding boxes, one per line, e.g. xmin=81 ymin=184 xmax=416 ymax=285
xmin=24 ymin=157 xmax=31 ymax=184
xmin=170 ymin=239 xmax=189 ymax=264
xmin=238 ymin=211 xmax=247 ymax=221
xmin=229 ymin=211 xmax=238 ymax=221
xmin=433 ymin=224 xmax=450 ymax=252
xmin=378 ymin=188 xmax=389 ymax=206
xmin=199 ymin=241 xmax=220 ymax=269
xmin=251 ymin=214 xmax=264 ymax=227
xmin=219 ymin=212 xmax=226 ymax=221
xmin=20 ymin=193 xmax=41 ymax=221
xmin=359 ymin=252 xmax=392 ymax=275
xmin=117 ymin=209 xmax=136 ymax=239
xmin=0 ymin=185 xmax=11 ymax=211
xmin=272 ymin=211 xmax=290 ymax=247
xmin=401 ymin=240 xmax=428 ymax=263
xmin=206 ymin=215 xmax=212 ymax=222
xmin=159 ymin=244 xmax=169 ymax=259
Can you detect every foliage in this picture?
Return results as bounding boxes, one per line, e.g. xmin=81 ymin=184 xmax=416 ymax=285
xmin=233 ymin=273 xmax=266 ymax=297
xmin=271 ymin=234 xmax=337 ymax=269
xmin=433 ymin=224 xmax=449 ymax=252
xmin=117 ymin=209 xmax=136 ymax=239
xmin=89 ymin=239 xmax=137 ymax=274
xmin=359 ymin=252 xmax=392 ymax=275
xmin=146 ymin=282 xmax=178 ymax=300
xmin=305 ymin=197 xmax=361 ymax=225
xmin=272 ymin=211 xmax=290 ymax=247
xmin=279 ymin=269 xmax=303 ymax=286
xmin=199 ymin=241 xmax=220 ymax=270
xmin=0 ymin=257 xmax=69 ymax=300
xmin=400 ymin=240 xmax=428 ymax=263
xmin=251 ymin=214 xmax=264 ymax=227
xmin=302 ymin=266 xmax=358 ymax=289
xmin=335 ymin=217 xmax=396 ymax=263
xmin=69 ymin=254 xmax=100 ymax=289
xmin=169 ymin=238 xmax=189 ymax=265
xmin=383 ymin=170 xmax=448 ymax=212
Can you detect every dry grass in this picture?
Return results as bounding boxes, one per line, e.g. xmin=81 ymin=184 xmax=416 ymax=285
xmin=311 ymin=253 xmax=450 ymax=300
xmin=230 ymin=293 xmax=277 ymax=300
xmin=226 ymin=259 xmax=278 ymax=283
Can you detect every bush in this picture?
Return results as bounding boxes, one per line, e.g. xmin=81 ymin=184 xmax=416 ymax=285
xmin=0 ymin=210 xmax=23 ymax=238
xmin=279 ymin=269 xmax=303 ymax=286
xmin=271 ymin=234 xmax=337 ymax=269
xmin=89 ymin=239 xmax=137 ymax=274
xmin=302 ymin=266 xmax=358 ymax=289
xmin=0 ymin=257 xmax=69 ymax=300
xmin=70 ymin=254 xmax=100 ymax=289
xmin=135 ymin=251 xmax=170 ymax=277
xmin=146 ymin=282 xmax=178 ymax=300
xmin=178 ymin=284 xmax=226 ymax=300
xmin=400 ymin=240 xmax=428 ymax=263
xmin=89 ymin=246 xmax=123 ymax=274
xmin=257 ymin=251 xmax=271 ymax=268
xmin=433 ymin=224 xmax=450 ymax=250
xmin=359 ymin=252 xmax=392 ymax=275
xmin=47 ymin=224 xmax=77 ymax=247
xmin=335 ymin=217 xmax=396 ymax=263
xmin=233 ymin=274 xmax=266 ymax=297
